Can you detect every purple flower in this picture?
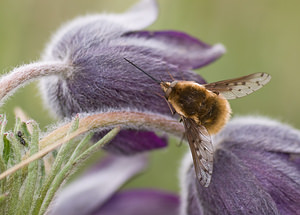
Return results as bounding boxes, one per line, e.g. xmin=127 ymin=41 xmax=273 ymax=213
xmin=50 ymin=154 xmax=180 ymax=215
xmin=180 ymin=116 xmax=300 ymax=215
xmin=39 ymin=0 xmax=225 ymax=154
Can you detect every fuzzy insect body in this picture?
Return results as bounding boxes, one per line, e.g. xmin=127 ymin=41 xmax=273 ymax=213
xmin=161 ymin=81 xmax=231 ymax=135
xmin=125 ymin=58 xmax=271 ymax=187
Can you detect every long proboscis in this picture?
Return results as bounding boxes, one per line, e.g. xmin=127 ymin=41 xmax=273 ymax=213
xmin=124 ymin=58 xmax=161 ymax=84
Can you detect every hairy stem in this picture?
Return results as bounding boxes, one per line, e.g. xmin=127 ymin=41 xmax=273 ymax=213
xmin=0 ymin=61 xmax=71 ymax=105
xmin=0 ymin=111 xmax=184 ymax=180
xmin=40 ymin=111 xmax=184 ymax=149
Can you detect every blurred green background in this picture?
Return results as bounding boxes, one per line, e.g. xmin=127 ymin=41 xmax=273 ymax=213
xmin=0 ymin=0 xmax=299 ymax=192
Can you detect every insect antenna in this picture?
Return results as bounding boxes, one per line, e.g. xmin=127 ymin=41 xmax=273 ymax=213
xmin=124 ymin=58 xmax=161 ymax=84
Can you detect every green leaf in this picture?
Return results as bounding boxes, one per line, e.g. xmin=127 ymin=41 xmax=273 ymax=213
xmin=16 ymin=122 xmax=39 ymax=215
xmin=32 ymin=116 xmax=81 ymax=214
xmin=3 ymin=136 xmax=10 ymax=165
xmin=38 ymin=127 xmax=120 ymax=215
xmin=21 ymin=122 xmax=30 ymax=139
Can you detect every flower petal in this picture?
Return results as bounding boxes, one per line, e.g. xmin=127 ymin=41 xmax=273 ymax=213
xmin=92 ymin=189 xmax=179 ymax=215
xmin=42 ymin=0 xmax=158 ymax=61
xmin=232 ymin=149 xmax=300 ymax=214
xmin=214 ymin=116 xmax=300 ymax=154
xmin=294 ymin=155 xmax=300 ymax=171
xmin=115 ymin=0 xmax=158 ymax=30
xmin=121 ymin=30 xmax=226 ymax=69
xmin=51 ymin=154 xmax=147 ymax=215
xmin=95 ymin=130 xmax=167 ymax=155
xmin=180 ymin=149 xmax=280 ymax=215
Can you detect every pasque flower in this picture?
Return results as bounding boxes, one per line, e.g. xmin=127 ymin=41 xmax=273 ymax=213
xmin=38 ymin=0 xmax=225 ymax=154
xmin=180 ymin=117 xmax=300 ymax=215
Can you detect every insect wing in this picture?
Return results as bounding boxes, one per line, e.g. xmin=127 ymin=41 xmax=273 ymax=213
xmin=182 ymin=117 xmax=213 ymax=187
xmin=204 ymin=73 xmax=271 ymax=99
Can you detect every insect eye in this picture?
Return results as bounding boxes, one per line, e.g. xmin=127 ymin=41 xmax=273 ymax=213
xmin=165 ymin=88 xmax=173 ymax=98
xmin=170 ymin=81 xmax=177 ymax=88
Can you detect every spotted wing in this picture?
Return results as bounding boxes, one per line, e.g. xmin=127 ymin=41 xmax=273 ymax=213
xmin=204 ymin=73 xmax=271 ymax=99
xmin=182 ymin=117 xmax=213 ymax=187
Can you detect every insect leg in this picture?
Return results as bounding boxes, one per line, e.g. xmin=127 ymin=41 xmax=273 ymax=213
xmin=154 ymin=92 xmax=176 ymax=115
xmin=177 ymin=131 xmax=186 ymax=147
xmin=166 ymin=67 xmax=175 ymax=81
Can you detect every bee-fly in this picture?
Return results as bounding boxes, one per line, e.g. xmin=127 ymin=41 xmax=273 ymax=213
xmin=124 ymin=58 xmax=271 ymax=187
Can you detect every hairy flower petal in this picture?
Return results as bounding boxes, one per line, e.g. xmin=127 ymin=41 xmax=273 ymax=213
xmin=92 ymin=189 xmax=179 ymax=215
xmin=42 ymin=0 xmax=158 ymax=61
xmin=51 ymin=154 xmax=147 ymax=215
xmin=214 ymin=116 xmax=300 ymax=154
xmin=180 ymin=116 xmax=300 ymax=215
xmin=122 ymin=31 xmax=225 ymax=69
xmin=234 ymin=150 xmax=300 ymax=214
xmin=181 ymin=150 xmax=279 ymax=215
xmin=117 ymin=0 xmax=158 ymax=30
